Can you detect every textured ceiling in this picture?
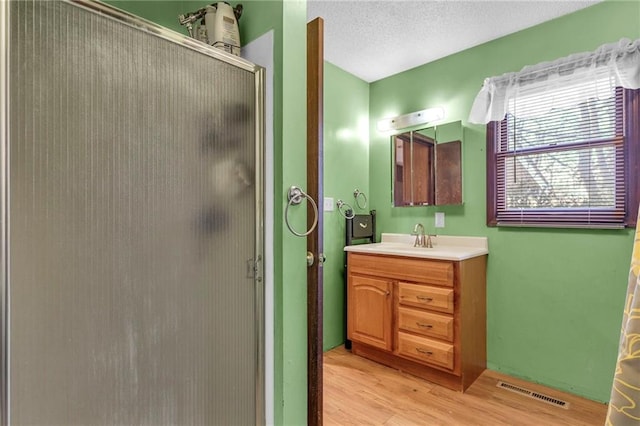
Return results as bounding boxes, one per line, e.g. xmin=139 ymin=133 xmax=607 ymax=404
xmin=307 ymin=0 xmax=603 ymax=83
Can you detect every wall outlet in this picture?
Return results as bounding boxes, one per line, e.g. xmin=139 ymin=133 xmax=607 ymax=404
xmin=324 ymin=197 xmax=334 ymax=211
xmin=435 ymin=212 xmax=445 ymax=228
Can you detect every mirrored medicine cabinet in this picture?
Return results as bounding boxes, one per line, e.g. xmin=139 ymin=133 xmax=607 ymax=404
xmin=392 ymin=120 xmax=462 ymax=207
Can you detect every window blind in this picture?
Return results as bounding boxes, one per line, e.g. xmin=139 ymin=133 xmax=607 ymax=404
xmin=490 ymin=76 xmax=634 ymax=228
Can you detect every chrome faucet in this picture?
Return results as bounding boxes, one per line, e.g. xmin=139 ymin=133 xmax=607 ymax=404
xmin=412 ymin=223 xmax=426 ymax=247
xmin=412 ymin=223 xmax=434 ymax=248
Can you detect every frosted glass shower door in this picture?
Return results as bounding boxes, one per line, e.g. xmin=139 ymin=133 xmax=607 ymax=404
xmin=4 ymin=1 xmax=264 ymax=425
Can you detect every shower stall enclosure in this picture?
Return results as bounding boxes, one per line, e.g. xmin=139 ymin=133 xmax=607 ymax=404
xmin=1 ymin=1 xmax=265 ymax=424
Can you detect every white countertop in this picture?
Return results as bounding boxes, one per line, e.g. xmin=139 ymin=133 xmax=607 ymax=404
xmin=344 ymin=233 xmax=488 ymax=261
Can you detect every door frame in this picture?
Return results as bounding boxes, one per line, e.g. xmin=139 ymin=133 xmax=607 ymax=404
xmin=306 ymin=17 xmax=324 ymax=426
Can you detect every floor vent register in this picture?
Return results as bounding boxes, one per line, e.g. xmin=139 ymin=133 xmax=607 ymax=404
xmin=496 ymin=380 xmax=570 ymax=410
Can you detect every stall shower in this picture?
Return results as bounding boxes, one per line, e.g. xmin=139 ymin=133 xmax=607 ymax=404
xmin=0 ymin=1 xmax=264 ymax=424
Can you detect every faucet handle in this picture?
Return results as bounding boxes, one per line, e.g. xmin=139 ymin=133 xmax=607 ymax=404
xmin=426 ymin=234 xmax=436 ymax=248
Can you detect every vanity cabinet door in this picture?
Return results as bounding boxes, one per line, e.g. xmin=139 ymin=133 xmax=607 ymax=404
xmin=347 ymin=274 xmax=393 ymax=351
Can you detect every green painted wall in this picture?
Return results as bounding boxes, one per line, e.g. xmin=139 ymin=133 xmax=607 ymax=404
xmin=104 ymin=0 xmax=219 ymax=32
xmin=279 ymin=2 xmax=308 ymax=425
xmin=239 ymin=2 xmax=310 ymax=423
xmin=367 ymin=0 xmax=640 ymax=402
xmin=322 ymin=62 xmax=370 ymax=350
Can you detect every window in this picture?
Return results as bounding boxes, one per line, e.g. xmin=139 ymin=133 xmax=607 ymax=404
xmin=486 ymin=78 xmax=640 ymax=228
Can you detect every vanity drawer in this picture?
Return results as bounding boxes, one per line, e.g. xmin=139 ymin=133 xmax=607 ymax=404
xmin=348 ymin=253 xmax=454 ymax=287
xmin=398 ymin=282 xmax=454 ymax=314
xmin=397 ymin=332 xmax=454 ymax=370
xmin=398 ymin=306 xmax=454 ymax=342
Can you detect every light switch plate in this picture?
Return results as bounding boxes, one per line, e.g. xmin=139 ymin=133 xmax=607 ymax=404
xmin=324 ymin=197 xmax=334 ymax=211
xmin=435 ymin=212 xmax=445 ymax=228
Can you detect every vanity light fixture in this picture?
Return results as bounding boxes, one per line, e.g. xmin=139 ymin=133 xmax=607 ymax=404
xmin=377 ymin=106 xmax=445 ymax=132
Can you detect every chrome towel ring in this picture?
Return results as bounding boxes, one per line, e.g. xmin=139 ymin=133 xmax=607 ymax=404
xmin=354 ymin=189 xmax=367 ymax=210
xmin=336 ymin=199 xmax=355 ymax=219
xmin=285 ymin=186 xmax=319 ymax=237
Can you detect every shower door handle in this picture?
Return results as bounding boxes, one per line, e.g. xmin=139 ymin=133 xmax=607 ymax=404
xmin=247 ymin=256 xmax=263 ymax=282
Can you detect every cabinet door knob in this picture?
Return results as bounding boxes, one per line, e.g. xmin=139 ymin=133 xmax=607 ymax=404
xmin=386 ymin=290 xmax=390 ymax=296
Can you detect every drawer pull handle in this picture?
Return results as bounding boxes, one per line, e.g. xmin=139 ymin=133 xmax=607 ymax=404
xmin=416 ymin=296 xmax=433 ymax=302
xmin=416 ymin=322 xmax=433 ymax=329
xmin=416 ymin=348 xmax=433 ymax=356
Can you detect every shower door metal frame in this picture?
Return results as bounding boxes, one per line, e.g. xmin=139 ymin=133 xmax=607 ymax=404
xmin=0 ymin=1 xmax=266 ymax=424
xmin=0 ymin=0 xmax=8 ymax=424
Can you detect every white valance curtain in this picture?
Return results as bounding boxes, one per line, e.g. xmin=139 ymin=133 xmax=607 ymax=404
xmin=468 ymin=38 xmax=640 ymax=124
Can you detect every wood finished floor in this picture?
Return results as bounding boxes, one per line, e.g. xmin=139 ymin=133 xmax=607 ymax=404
xmin=324 ymin=346 xmax=608 ymax=426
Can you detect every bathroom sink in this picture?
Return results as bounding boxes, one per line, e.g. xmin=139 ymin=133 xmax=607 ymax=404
xmin=344 ymin=233 xmax=488 ymax=261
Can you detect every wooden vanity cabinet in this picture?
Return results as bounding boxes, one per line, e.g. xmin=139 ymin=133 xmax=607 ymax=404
xmin=347 ymin=275 xmax=393 ymax=351
xmin=346 ymin=252 xmax=487 ymax=392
